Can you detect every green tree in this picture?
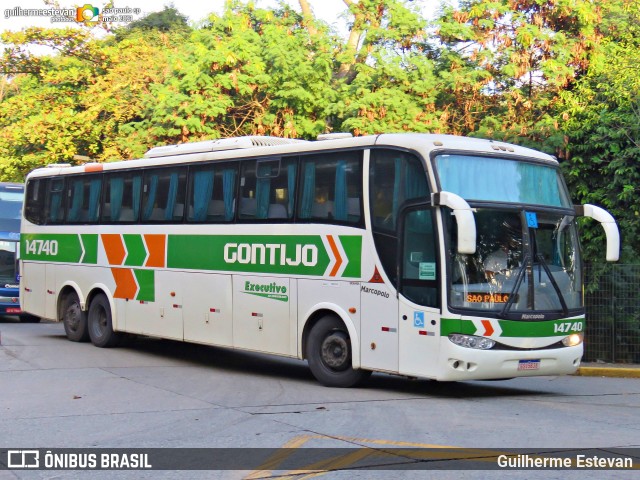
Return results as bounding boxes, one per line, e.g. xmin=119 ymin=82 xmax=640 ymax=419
xmin=0 ymin=27 xmax=178 ymax=178
xmin=122 ymin=3 xmax=337 ymax=145
xmin=125 ymin=5 xmax=189 ymax=32
xmin=433 ymin=0 xmax=605 ymax=148
xmin=559 ymin=1 xmax=640 ymax=263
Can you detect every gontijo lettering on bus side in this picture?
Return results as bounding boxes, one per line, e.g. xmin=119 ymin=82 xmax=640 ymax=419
xmin=167 ymin=234 xmax=362 ymax=277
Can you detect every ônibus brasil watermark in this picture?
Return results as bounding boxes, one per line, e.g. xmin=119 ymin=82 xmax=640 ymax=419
xmin=4 ymin=4 xmax=142 ymax=25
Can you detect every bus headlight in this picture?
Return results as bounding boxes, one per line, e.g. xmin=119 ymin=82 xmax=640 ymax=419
xmin=449 ymin=334 xmax=495 ymax=350
xmin=562 ymin=333 xmax=583 ymax=347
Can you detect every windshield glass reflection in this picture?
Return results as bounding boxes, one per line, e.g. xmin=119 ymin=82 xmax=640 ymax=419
xmin=448 ymin=209 xmax=582 ymax=317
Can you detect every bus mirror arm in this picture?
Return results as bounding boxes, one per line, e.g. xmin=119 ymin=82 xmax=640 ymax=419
xmin=432 ymin=191 xmax=476 ymax=255
xmin=575 ymin=204 xmax=620 ymax=262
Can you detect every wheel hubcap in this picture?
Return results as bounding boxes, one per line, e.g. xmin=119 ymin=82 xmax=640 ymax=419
xmin=66 ymin=303 xmax=81 ymax=331
xmin=321 ymin=332 xmax=349 ymax=370
xmin=92 ymin=307 xmax=107 ymax=337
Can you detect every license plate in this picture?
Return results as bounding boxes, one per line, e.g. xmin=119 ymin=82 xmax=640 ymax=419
xmin=6 ymin=308 xmax=22 ymax=314
xmin=518 ymin=359 xmax=540 ymax=371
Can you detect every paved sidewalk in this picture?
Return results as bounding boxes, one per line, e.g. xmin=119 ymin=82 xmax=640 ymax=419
xmin=577 ymin=363 xmax=640 ymax=378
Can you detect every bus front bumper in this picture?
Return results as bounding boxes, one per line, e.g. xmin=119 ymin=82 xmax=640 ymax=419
xmin=435 ymin=342 xmax=583 ymax=381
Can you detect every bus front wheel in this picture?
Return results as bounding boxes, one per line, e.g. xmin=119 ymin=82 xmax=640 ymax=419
xmin=306 ymin=315 xmax=371 ymax=388
xmin=61 ymin=292 xmax=89 ymax=342
xmin=88 ymin=293 xmax=121 ymax=348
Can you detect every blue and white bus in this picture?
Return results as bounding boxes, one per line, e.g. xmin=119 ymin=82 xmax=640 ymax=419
xmin=0 ymin=182 xmax=38 ymax=321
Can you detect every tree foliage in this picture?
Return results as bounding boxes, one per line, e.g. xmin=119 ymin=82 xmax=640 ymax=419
xmin=0 ymin=0 xmax=638 ymax=262
xmin=559 ymin=1 xmax=640 ymax=262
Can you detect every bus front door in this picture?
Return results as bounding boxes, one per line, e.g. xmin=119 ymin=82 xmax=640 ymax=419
xmin=397 ymin=206 xmax=441 ymax=378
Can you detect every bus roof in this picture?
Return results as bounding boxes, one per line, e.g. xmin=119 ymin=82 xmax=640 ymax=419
xmin=0 ymin=182 xmax=25 ymax=191
xmin=25 ymin=133 xmax=558 ymax=179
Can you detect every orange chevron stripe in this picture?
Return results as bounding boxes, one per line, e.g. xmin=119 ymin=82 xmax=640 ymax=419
xmin=111 ymin=268 xmax=138 ymax=299
xmin=326 ymin=235 xmax=343 ymax=277
xmin=481 ymin=319 xmax=494 ymax=337
xmin=102 ymin=234 xmax=126 ymax=266
xmin=144 ymin=234 xmax=166 ymax=268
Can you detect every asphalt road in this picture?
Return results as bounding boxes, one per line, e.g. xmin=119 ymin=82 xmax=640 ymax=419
xmin=1 ymin=318 xmax=639 ymax=479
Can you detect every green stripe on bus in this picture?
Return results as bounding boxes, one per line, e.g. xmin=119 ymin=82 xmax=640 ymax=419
xmin=21 ymin=233 xmax=98 ymax=264
xmin=123 ymin=234 xmax=146 ymax=267
xmin=21 ymin=233 xmax=363 ymax=278
xmin=441 ymin=317 xmax=585 ymax=337
xmin=339 ymin=235 xmax=362 ymax=278
xmin=134 ymin=269 xmax=154 ymax=302
xmin=80 ymin=234 xmax=98 ymax=264
xmin=166 ymin=234 xmax=362 ymax=278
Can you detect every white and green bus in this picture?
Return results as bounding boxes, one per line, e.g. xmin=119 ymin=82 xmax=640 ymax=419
xmin=20 ymin=134 xmax=619 ymax=386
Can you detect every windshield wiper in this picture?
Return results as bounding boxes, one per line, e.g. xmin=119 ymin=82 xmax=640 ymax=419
xmin=499 ymin=254 xmax=529 ymax=318
xmin=534 ymin=253 xmax=569 ymax=317
xmin=499 ymin=253 xmax=570 ymax=318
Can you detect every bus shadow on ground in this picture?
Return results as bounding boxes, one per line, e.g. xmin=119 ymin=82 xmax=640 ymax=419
xmin=38 ymin=326 xmax=555 ymax=399
xmin=110 ymin=334 xmax=552 ymax=399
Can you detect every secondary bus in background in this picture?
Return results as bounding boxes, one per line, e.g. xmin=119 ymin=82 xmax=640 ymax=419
xmin=19 ymin=134 xmax=619 ymax=386
xmin=0 ymin=182 xmax=39 ymax=322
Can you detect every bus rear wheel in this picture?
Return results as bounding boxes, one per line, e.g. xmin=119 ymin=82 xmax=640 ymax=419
xmin=306 ymin=315 xmax=371 ymax=388
xmin=88 ymin=293 xmax=121 ymax=348
xmin=61 ymin=292 xmax=89 ymax=342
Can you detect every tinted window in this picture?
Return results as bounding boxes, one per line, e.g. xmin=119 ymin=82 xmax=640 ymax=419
xmin=239 ymin=157 xmax=297 ymax=221
xmin=369 ymin=149 xmax=429 ymax=286
xmin=103 ymin=172 xmax=142 ymax=223
xmin=46 ymin=178 xmax=65 ymax=224
xmin=187 ymin=163 xmax=238 ymax=223
xmin=298 ymin=151 xmax=362 ymax=224
xmin=435 ymin=155 xmax=571 ymax=207
xmin=141 ymin=168 xmax=187 ymax=223
xmin=25 ymin=180 xmax=45 ymax=225
xmin=66 ymin=175 xmax=102 ymax=224
xmin=370 ymin=149 xmax=429 ymax=232
xmin=401 ymin=208 xmax=439 ymax=308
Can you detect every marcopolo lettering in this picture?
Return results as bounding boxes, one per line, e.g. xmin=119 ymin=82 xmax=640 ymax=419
xmin=224 ymin=243 xmax=318 ymax=267
xmin=361 ymin=285 xmax=390 ymax=298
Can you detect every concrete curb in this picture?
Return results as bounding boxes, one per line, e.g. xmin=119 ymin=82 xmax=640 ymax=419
xmin=575 ymin=366 xmax=640 ymax=378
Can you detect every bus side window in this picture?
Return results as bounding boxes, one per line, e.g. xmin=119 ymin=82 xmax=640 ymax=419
xmin=369 ymin=149 xmax=430 ymax=287
xmin=66 ymin=176 xmax=102 ymax=224
xmin=401 ymin=208 xmax=439 ymax=308
xmin=298 ymin=151 xmax=362 ymax=225
xmin=46 ymin=178 xmax=66 ymax=225
xmin=103 ymin=172 xmax=142 ymax=223
xmin=141 ymin=168 xmax=187 ymax=223
xmin=188 ymin=163 xmax=237 ymax=223
xmin=238 ymin=157 xmax=295 ymax=221
xmin=25 ymin=179 xmax=46 ymax=225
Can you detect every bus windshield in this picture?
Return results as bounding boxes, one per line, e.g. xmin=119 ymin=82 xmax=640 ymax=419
xmin=0 ymin=186 xmax=24 ymax=233
xmin=447 ymin=209 xmax=582 ymax=318
xmin=435 ymin=154 xmax=572 ymax=208
xmin=0 ymin=185 xmax=23 ymax=285
xmin=0 ymin=241 xmax=17 ymax=284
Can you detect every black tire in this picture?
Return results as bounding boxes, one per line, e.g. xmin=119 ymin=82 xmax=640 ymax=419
xmin=306 ymin=315 xmax=371 ymax=387
xmin=88 ymin=293 xmax=121 ymax=348
xmin=19 ymin=315 xmax=41 ymax=323
xmin=61 ymin=292 xmax=89 ymax=342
